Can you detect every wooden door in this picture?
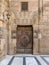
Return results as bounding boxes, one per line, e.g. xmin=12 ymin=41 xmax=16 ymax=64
xmin=16 ymin=25 xmax=33 ymax=54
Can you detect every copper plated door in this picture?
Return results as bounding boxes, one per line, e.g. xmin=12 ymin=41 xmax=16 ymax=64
xmin=17 ymin=25 xmax=33 ymax=54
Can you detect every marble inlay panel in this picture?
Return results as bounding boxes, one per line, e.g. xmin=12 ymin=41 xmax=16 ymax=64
xmin=26 ymin=57 xmax=38 ymax=65
xmin=11 ymin=57 xmax=23 ymax=65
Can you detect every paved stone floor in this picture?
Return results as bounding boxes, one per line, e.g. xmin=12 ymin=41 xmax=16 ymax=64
xmin=0 ymin=55 xmax=49 ymax=65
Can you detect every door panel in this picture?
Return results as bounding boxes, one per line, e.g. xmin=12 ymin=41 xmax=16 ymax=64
xmin=17 ymin=25 xmax=33 ymax=54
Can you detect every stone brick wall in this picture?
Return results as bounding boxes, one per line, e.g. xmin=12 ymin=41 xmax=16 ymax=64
xmin=0 ymin=0 xmax=8 ymax=60
xmin=0 ymin=0 xmax=49 ymax=60
xmin=9 ymin=0 xmax=49 ymax=55
xmin=39 ymin=5 xmax=49 ymax=54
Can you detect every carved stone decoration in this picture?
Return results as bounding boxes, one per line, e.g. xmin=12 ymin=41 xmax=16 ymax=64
xmin=33 ymin=30 xmax=38 ymax=38
xmin=11 ymin=30 xmax=16 ymax=39
xmin=0 ymin=27 xmax=4 ymax=39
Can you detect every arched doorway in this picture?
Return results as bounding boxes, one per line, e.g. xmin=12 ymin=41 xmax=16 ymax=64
xmin=16 ymin=25 xmax=33 ymax=54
